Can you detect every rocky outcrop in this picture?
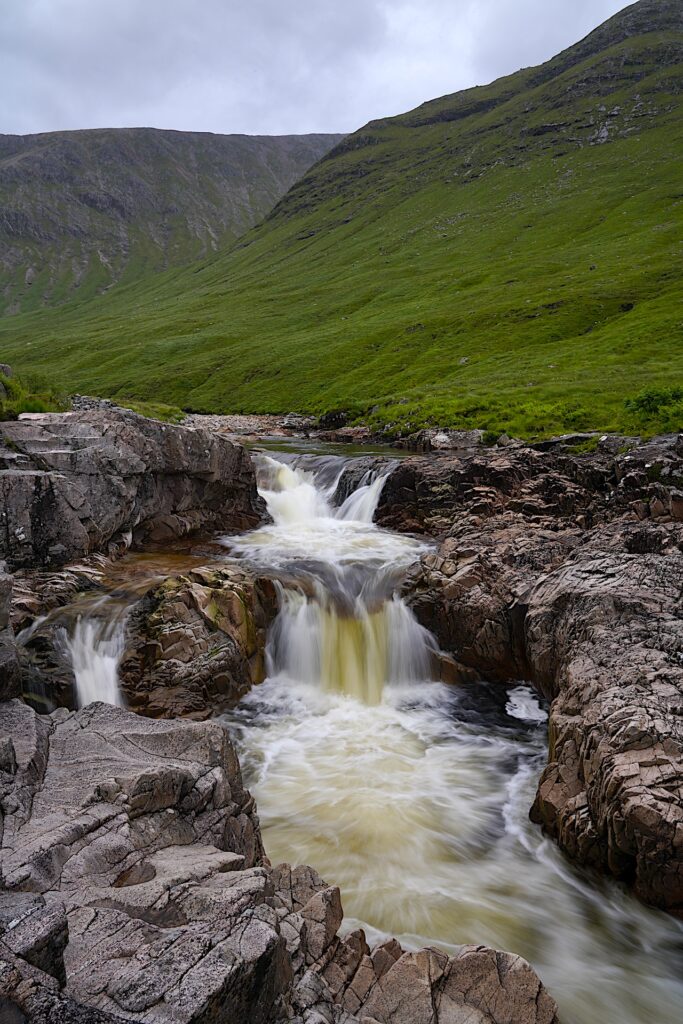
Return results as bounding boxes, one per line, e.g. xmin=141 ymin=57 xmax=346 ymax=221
xmin=0 ymin=701 xmax=558 ymax=1024
xmin=526 ymin=524 xmax=683 ymax=911
xmin=8 ymin=559 xmax=278 ymax=718
xmin=0 ymin=409 xmax=264 ymax=570
xmin=120 ymin=566 xmax=278 ymax=719
xmin=387 ymin=434 xmax=683 ymax=912
xmin=0 ymin=568 xmax=20 ymax=702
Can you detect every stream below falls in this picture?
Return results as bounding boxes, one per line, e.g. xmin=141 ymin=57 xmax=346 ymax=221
xmin=220 ymin=451 xmax=683 ymax=1024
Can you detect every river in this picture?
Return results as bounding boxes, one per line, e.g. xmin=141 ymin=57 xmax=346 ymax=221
xmin=219 ymin=450 xmax=683 ymax=1024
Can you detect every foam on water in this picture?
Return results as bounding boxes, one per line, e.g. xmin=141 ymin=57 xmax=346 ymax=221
xmin=62 ymin=613 xmax=126 ymax=708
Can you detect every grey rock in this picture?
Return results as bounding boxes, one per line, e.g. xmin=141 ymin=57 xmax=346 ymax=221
xmin=0 ymin=409 xmax=264 ymax=569
xmin=0 ymin=570 xmax=20 ymax=701
xmin=0 ymin=701 xmax=557 ymax=1023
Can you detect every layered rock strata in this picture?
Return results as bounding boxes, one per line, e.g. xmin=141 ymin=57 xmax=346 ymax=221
xmin=376 ymin=434 xmax=683 ymax=912
xmin=0 ymin=701 xmax=558 ymax=1024
xmin=0 ymin=409 xmax=263 ymax=570
xmin=0 ymin=569 xmax=20 ymax=702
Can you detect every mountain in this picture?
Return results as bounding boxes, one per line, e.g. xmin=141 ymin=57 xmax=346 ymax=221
xmin=0 ymin=128 xmax=343 ymax=314
xmin=1 ymin=0 xmax=681 ymax=437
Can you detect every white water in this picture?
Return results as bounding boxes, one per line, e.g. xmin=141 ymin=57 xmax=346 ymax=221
xmin=224 ymin=452 xmax=683 ymax=1024
xmin=63 ymin=615 xmax=126 ymax=708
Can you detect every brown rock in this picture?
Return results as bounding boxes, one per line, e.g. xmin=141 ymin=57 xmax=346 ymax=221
xmin=380 ymin=436 xmax=683 ymax=912
xmin=120 ymin=565 xmax=278 ymax=718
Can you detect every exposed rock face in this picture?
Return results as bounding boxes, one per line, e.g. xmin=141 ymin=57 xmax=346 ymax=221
xmin=120 ymin=566 xmax=278 ymax=719
xmin=0 ymin=569 xmax=20 ymax=701
xmin=382 ymin=434 xmax=683 ymax=912
xmin=0 ymin=409 xmax=264 ymax=570
xmin=0 ymin=701 xmax=558 ymax=1024
xmin=0 ymin=127 xmax=344 ymax=315
xmin=8 ymin=559 xmax=278 ymax=719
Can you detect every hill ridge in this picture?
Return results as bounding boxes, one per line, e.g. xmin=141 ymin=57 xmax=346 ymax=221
xmin=0 ymin=127 xmax=344 ymax=315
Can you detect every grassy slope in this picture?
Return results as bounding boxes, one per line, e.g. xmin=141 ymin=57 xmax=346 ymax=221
xmin=1 ymin=0 xmax=682 ymax=438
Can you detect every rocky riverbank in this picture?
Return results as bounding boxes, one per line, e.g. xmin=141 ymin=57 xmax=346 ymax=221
xmin=372 ymin=434 xmax=683 ymax=913
xmin=0 ymin=409 xmax=263 ymax=570
xmin=0 ymin=699 xmax=558 ymax=1024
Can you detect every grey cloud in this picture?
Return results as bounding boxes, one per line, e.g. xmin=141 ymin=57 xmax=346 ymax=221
xmin=1 ymin=0 xmax=630 ymax=136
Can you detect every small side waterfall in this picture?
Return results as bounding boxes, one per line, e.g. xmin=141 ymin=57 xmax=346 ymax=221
xmin=337 ymin=471 xmax=392 ymax=523
xmin=63 ymin=615 xmax=126 ymax=708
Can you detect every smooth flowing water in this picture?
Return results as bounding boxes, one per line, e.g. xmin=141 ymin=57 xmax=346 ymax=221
xmin=223 ymin=452 xmax=683 ymax=1024
xmin=63 ymin=613 xmax=126 ymax=708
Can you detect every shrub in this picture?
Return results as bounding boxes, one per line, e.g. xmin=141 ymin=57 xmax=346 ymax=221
xmin=625 ymin=387 xmax=683 ymax=416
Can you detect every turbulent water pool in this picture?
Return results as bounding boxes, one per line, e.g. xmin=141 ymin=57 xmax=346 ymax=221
xmin=219 ymin=451 xmax=683 ymax=1024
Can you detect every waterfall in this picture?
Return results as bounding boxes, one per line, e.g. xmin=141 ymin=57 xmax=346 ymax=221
xmin=221 ymin=447 xmax=683 ymax=1024
xmin=227 ymin=452 xmax=435 ymax=706
xmin=337 ymin=470 xmax=391 ymax=523
xmin=64 ymin=615 xmax=126 ymax=708
xmin=267 ymin=587 xmax=435 ymax=705
xmin=256 ymin=454 xmax=390 ymax=526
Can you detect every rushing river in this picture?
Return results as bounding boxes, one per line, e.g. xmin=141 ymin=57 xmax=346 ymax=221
xmin=220 ymin=451 xmax=683 ymax=1024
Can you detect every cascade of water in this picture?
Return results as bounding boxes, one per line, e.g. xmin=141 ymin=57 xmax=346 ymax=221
xmin=267 ymin=585 xmax=436 ymax=705
xmin=337 ymin=470 xmax=391 ymax=524
xmin=63 ymin=615 xmax=126 ymax=708
xmin=237 ymin=453 xmax=434 ymax=704
xmin=255 ymin=454 xmax=391 ymax=527
xmin=222 ymin=448 xmax=683 ymax=1024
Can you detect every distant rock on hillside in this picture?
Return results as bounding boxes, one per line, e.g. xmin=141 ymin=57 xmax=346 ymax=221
xmin=0 ymin=127 xmax=344 ymax=314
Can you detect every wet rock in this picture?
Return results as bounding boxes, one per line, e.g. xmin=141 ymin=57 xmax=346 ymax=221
xmin=0 ymin=701 xmax=557 ymax=1024
xmin=526 ymin=531 xmax=683 ymax=910
xmin=400 ymin=428 xmax=485 ymax=453
xmin=0 ymin=409 xmax=264 ymax=570
xmin=120 ymin=565 xmax=278 ymax=719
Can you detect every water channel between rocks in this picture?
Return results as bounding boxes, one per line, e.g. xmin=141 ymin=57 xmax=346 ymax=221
xmin=49 ymin=446 xmax=683 ymax=1024
xmin=220 ymin=450 xmax=683 ymax=1024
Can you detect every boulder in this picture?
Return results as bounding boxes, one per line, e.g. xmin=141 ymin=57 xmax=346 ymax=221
xmin=0 ymin=409 xmax=264 ymax=570
xmin=0 ymin=701 xmax=558 ymax=1024
xmin=120 ymin=565 xmax=278 ymax=719
xmin=402 ymin=428 xmax=485 ymax=452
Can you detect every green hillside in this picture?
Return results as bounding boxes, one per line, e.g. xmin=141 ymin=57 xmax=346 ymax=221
xmin=1 ymin=0 xmax=682 ymax=438
xmin=0 ymin=128 xmax=342 ymax=315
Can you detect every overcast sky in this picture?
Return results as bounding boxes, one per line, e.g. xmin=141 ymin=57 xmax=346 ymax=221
xmin=2 ymin=0 xmax=631 ymax=137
